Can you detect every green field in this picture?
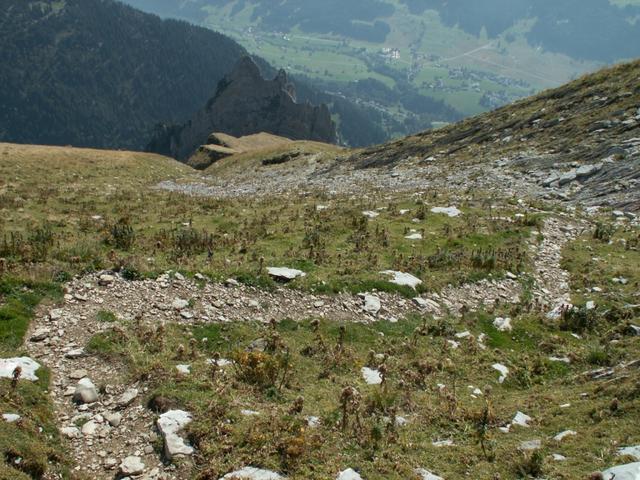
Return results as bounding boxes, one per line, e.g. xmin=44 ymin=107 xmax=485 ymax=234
xmin=200 ymin=0 xmax=600 ymax=120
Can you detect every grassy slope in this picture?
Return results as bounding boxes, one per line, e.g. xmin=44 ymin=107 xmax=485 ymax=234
xmin=0 ymin=144 xmax=189 ymax=479
xmin=87 ymin=214 xmax=640 ymax=479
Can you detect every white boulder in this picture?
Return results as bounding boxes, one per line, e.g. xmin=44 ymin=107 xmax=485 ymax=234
xmin=337 ymin=469 xmax=363 ymax=480
xmin=492 ymin=363 xmax=509 ymax=383
xmin=602 ymin=462 xmax=640 ymax=480
xmin=553 ymin=430 xmax=577 ymax=442
xmin=493 ymin=317 xmax=512 ymax=332
xmin=157 ymin=410 xmax=194 ymax=460
xmin=512 ymin=411 xmax=532 ymax=428
xmin=431 ymin=206 xmax=462 ymax=217
xmin=0 ymin=357 xmax=41 ymax=381
xmin=362 ymin=294 xmax=381 ymax=315
xmin=73 ymin=378 xmax=98 ymax=404
xmin=380 ymin=270 xmax=422 ymax=289
xmin=618 ymin=446 xmax=640 ymax=461
xmin=361 ymin=367 xmax=383 ymax=385
xmin=120 ymin=456 xmax=145 ymax=476
xmin=2 ymin=413 xmax=21 ymax=423
xmin=415 ymin=469 xmax=444 ymax=480
xmin=267 ymin=267 xmax=306 ymax=281
xmin=220 ymin=467 xmax=285 ymax=479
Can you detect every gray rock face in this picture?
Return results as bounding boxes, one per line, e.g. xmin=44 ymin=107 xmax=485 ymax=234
xmin=73 ymin=378 xmax=98 ymax=404
xmin=157 ymin=410 xmax=194 ymax=460
xmin=558 ymin=170 xmax=577 ymax=185
xmin=576 ymin=163 xmax=603 ymax=178
xmin=153 ymin=56 xmax=336 ymax=161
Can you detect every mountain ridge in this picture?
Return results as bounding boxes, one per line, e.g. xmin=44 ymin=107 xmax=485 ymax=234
xmin=147 ymin=56 xmax=336 ymax=161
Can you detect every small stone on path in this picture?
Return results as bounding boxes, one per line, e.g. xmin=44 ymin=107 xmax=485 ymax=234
xmin=119 ymin=456 xmax=145 ymax=476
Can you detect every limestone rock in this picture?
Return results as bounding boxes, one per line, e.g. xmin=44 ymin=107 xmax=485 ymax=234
xmin=82 ymin=420 xmax=99 ymax=436
xmin=337 ymin=469 xmax=363 ymax=480
xmin=415 ymin=469 xmax=444 ymax=480
xmin=117 ymin=388 xmax=138 ymax=408
xmin=430 ymin=206 xmax=462 ymax=217
xmin=2 ymin=413 xmax=21 ymax=423
xmin=512 ymin=411 xmax=532 ymax=428
xmin=98 ymin=274 xmax=115 ymax=286
xmin=157 ymin=410 xmax=194 ymax=460
xmin=104 ymin=412 xmax=122 ymax=427
xmin=172 ymin=298 xmax=189 ymax=310
xmin=65 ymin=348 xmax=86 ymax=359
xmin=492 ymin=363 xmax=509 ymax=383
xmin=30 ymin=327 xmax=51 ymax=342
xmin=554 ymin=430 xmax=577 ymax=442
xmin=618 ymin=446 xmax=640 ymax=461
xmin=0 ymin=357 xmax=41 ymax=381
xmin=519 ymin=439 xmax=542 ymax=451
xmin=267 ymin=267 xmax=306 ymax=281
xmin=362 ymin=295 xmax=381 ymax=315
xmin=119 ymin=456 xmax=145 ymax=476
xmin=380 ymin=270 xmax=422 ymax=289
xmin=73 ymin=378 xmax=98 ymax=404
xmin=602 ymin=462 xmax=640 ymax=480
xmin=493 ymin=317 xmax=512 ymax=332
xmin=361 ymin=367 xmax=383 ymax=385
xmin=219 ymin=467 xmax=285 ymax=479
xmin=61 ymin=426 xmax=82 ymax=439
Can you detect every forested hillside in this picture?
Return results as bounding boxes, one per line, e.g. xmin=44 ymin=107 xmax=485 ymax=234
xmin=0 ymin=0 xmax=248 ymax=149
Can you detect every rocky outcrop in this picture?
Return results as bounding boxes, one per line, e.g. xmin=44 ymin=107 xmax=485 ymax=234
xmin=150 ymin=56 xmax=336 ymax=161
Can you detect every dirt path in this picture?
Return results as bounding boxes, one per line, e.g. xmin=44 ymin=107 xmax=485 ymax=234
xmin=23 ymin=216 xmax=578 ymax=479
